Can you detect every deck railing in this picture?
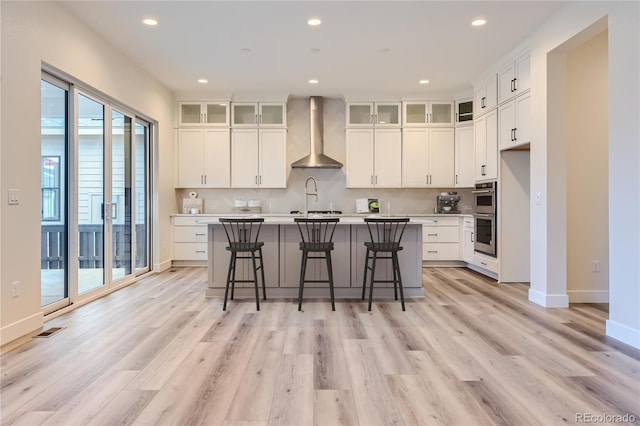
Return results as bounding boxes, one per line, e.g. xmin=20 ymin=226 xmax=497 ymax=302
xmin=41 ymin=224 xmax=147 ymax=269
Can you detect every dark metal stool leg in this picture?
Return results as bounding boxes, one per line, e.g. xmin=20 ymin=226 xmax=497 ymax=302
xmin=223 ymin=252 xmax=235 ymax=311
xmin=259 ymin=247 xmax=267 ymax=301
xmin=368 ymin=252 xmax=377 ymax=311
xmin=326 ymin=250 xmax=335 ymax=311
xmin=298 ymin=251 xmax=308 ymax=311
xmin=230 ymin=253 xmax=237 ymax=301
xmin=392 ymin=254 xmax=398 ymax=301
xmin=251 ymin=251 xmax=260 ymax=311
xmin=393 ymin=252 xmax=406 ymax=311
xmin=362 ymin=248 xmax=370 ymax=300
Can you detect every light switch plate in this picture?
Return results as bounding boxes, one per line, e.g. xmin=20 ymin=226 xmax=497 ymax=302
xmin=8 ymin=189 xmax=20 ymax=205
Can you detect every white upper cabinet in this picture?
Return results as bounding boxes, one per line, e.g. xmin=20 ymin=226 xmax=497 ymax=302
xmin=474 ymin=108 xmax=498 ymax=181
xmin=454 ymin=125 xmax=475 ymax=188
xmin=498 ymin=92 xmax=531 ymax=151
xmin=402 ymin=101 xmax=454 ymax=127
xmin=498 ymin=52 xmax=531 ymax=104
xmin=402 ymin=128 xmax=455 ymax=188
xmin=178 ymin=102 xmax=230 ymax=127
xmin=231 ymin=128 xmax=287 ymax=188
xmin=345 ymin=128 xmax=402 ymax=188
xmin=232 ymin=102 xmax=287 ymax=128
xmin=474 ymin=74 xmax=498 ymax=118
xmin=177 ymin=128 xmax=230 ymax=188
xmin=346 ymin=102 xmax=401 ymax=127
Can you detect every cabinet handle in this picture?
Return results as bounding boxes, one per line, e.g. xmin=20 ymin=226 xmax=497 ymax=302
xmin=513 ymin=78 xmax=518 ymax=92
xmin=513 ymin=128 xmax=517 ymax=141
xmin=195 ymin=250 xmax=206 ymax=254
xmin=259 ymin=175 xmax=262 ymax=184
xmin=195 ymin=233 xmax=206 ymax=236
xmin=255 ymin=114 xmax=259 ymax=124
xmin=455 ymin=112 xmax=459 ymax=122
xmin=481 ymin=97 xmax=486 ymax=108
xmin=427 ymin=250 xmax=438 ymax=254
xmin=471 ymin=232 xmax=474 ymax=242
xmin=255 ymin=176 xmax=258 ymax=184
xmin=204 ymin=175 xmax=207 ymax=184
xmin=455 ymin=174 xmax=459 ymax=184
xmin=427 ymin=233 xmax=438 ymax=236
xmin=480 ymin=261 xmax=488 ymax=266
xmin=259 ymin=114 xmax=262 ymax=124
xmin=375 ymin=175 xmax=378 ymax=184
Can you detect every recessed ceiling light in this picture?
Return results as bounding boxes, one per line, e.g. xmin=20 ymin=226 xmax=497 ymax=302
xmin=142 ymin=18 xmax=158 ymax=26
xmin=310 ymin=47 xmax=321 ymax=54
xmin=240 ymin=47 xmax=252 ymax=53
xmin=472 ymin=18 xmax=487 ymax=27
xmin=307 ymin=18 xmax=322 ymax=26
xmin=197 ymin=78 xmax=208 ymax=84
xmin=379 ymin=48 xmax=391 ymax=54
xmin=308 ymin=79 xmax=319 ymax=84
xmin=419 ymin=79 xmax=430 ymax=84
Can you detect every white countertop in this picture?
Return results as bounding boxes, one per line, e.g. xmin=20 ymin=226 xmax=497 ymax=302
xmin=186 ymin=213 xmax=469 ymax=225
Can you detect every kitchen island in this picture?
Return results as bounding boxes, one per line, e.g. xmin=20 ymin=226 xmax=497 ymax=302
xmin=197 ymin=216 xmax=429 ymax=299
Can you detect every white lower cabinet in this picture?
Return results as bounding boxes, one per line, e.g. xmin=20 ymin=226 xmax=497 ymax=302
xmin=462 ymin=216 xmax=474 ymax=263
xmin=421 ymin=217 xmax=461 ymax=261
xmin=474 ymin=252 xmax=499 ymax=274
xmin=172 ymin=217 xmax=209 ymax=262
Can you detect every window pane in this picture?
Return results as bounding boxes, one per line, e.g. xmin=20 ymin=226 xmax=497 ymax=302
xmin=41 ymin=79 xmax=68 ymax=307
xmin=78 ymin=94 xmax=105 ymax=294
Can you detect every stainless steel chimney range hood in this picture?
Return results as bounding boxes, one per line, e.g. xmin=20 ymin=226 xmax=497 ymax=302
xmin=291 ymin=96 xmax=343 ymax=169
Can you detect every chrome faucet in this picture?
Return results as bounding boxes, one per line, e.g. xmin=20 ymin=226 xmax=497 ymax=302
xmin=304 ymin=176 xmax=318 ymax=217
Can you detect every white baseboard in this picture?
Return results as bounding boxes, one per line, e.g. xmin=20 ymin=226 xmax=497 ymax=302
xmin=155 ymin=259 xmax=172 ymax=273
xmin=0 ymin=312 xmax=44 ymax=346
xmin=567 ymin=290 xmax=609 ymax=303
xmin=606 ymin=319 xmax=640 ymax=349
xmin=528 ymin=288 xmax=569 ymax=307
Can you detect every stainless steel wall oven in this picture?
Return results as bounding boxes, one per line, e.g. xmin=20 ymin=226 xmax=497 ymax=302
xmin=472 ymin=182 xmax=497 ymax=256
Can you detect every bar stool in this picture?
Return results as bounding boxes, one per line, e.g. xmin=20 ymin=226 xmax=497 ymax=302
xmin=294 ymin=217 xmax=339 ymax=311
xmin=362 ymin=217 xmax=410 ymax=311
xmin=219 ymin=218 xmax=266 ymax=311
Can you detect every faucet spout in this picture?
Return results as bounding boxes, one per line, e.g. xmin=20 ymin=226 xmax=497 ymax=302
xmin=304 ymin=176 xmax=319 ymax=217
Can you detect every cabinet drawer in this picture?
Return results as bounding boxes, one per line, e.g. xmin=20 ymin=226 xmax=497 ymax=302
xmin=423 ymin=243 xmax=460 ymax=261
xmin=173 ymin=243 xmax=208 ymax=261
xmin=422 ymin=217 xmax=459 ymax=226
xmin=173 ymin=216 xmax=207 ymax=226
xmin=174 ymin=226 xmax=208 ymax=242
xmin=463 ymin=216 xmax=474 ymax=227
xmin=423 ymin=226 xmax=459 ymax=243
xmin=474 ymin=253 xmax=498 ymax=273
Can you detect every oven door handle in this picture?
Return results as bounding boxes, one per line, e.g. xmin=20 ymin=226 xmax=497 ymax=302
xmin=474 ymin=213 xmax=494 ymax=218
xmin=471 ymin=189 xmax=495 ymax=194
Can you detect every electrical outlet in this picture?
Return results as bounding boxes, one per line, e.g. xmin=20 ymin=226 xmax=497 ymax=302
xmin=592 ymin=260 xmax=600 ymax=272
xmin=11 ymin=281 xmax=20 ymax=298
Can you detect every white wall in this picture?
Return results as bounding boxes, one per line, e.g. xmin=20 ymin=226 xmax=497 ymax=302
xmin=523 ymin=2 xmax=639 ymax=347
xmin=0 ymin=1 xmax=175 ymax=344
xmin=567 ymin=30 xmax=609 ymax=302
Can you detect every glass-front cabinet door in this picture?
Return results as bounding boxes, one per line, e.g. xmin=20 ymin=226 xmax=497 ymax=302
xmin=179 ymin=102 xmax=229 ymax=126
xmin=259 ymin=103 xmax=286 ymax=127
xmin=232 ymin=102 xmax=286 ymax=127
xmin=347 ymin=102 xmax=400 ymax=127
xmin=374 ymin=103 xmax=401 ymax=127
xmin=403 ymin=101 xmax=453 ymax=126
xmin=429 ymin=101 xmax=454 ymax=126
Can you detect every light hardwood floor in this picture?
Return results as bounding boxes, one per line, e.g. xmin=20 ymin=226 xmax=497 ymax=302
xmin=1 ymin=267 xmax=639 ymax=426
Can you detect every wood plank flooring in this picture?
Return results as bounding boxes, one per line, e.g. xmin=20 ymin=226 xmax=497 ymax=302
xmin=2 ymin=267 xmax=639 ymax=425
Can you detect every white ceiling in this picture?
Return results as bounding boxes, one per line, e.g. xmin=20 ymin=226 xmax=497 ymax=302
xmin=59 ymin=1 xmax=567 ymax=99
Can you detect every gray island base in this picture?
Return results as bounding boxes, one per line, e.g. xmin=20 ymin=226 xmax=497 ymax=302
xmin=200 ymin=217 xmax=425 ymax=300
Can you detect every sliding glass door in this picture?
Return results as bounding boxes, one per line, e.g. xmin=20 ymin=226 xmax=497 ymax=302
xmin=41 ymin=72 xmax=153 ymax=312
